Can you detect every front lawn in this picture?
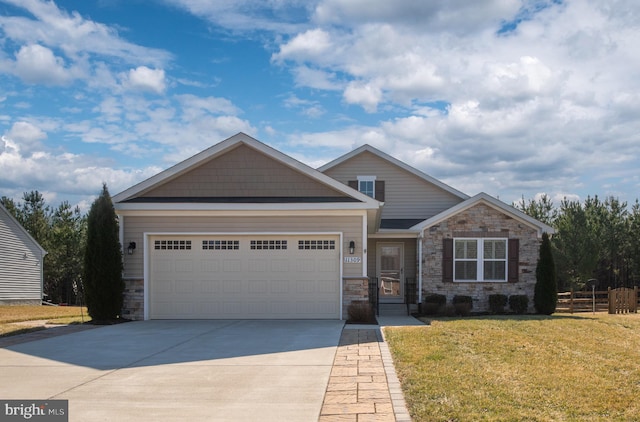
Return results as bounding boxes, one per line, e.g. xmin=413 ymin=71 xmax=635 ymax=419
xmin=0 ymin=305 xmax=89 ymax=337
xmin=384 ymin=313 xmax=640 ymax=421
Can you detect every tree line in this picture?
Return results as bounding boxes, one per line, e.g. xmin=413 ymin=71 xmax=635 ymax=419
xmin=515 ymin=194 xmax=640 ymax=292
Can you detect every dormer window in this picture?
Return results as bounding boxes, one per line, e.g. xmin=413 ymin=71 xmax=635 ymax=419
xmin=357 ymin=176 xmax=376 ymax=198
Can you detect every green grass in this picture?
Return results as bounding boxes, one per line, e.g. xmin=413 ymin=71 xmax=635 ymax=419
xmin=384 ymin=313 xmax=640 ymax=422
xmin=0 ymin=305 xmax=89 ymax=337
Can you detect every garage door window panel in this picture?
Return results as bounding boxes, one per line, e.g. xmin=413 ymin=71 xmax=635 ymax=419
xmin=202 ymin=240 xmax=239 ymax=250
xmin=155 ymin=240 xmax=192 ymax=250
xmin=251 ymin=240 xmax=288 ymax=250
xmin=298 ymin=240 xmax=336 ymax=250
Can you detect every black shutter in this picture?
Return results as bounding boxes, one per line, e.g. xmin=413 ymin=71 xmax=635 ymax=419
xmin=443 ymin=238 xmax=453 ymax=282
xmin=348 ymin=180 xmax=358 ymax=190
xmin=508 ymin=239 xmax=519 ymax=283
xmin=375 ymin=180 xmax=385 ymax=201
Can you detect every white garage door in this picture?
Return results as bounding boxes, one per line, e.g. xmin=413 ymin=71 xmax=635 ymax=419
xmin=149 ymin=235 xmax=340 ymax=319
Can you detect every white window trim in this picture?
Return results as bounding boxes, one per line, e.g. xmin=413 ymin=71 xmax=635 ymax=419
xmin=453 ymin=238 xmax=508 ymax=282
xmin=357 ymin=175 xmax=376 ymax=198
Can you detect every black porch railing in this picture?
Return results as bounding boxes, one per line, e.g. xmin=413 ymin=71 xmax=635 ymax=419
xmin=405 ymin=277 xmax=417 ymax=315
xmin=368 ymin=277 xmax=379 ymax=316
xmin=369 ymin=276 xmax=418 ymax=316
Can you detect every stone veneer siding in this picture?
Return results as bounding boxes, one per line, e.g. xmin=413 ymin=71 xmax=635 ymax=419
xmin=123 ymin=277 xmax=368 ymax=320
xmin=122 ymin=279 xmax=144 ymax=320
xmin=421 ymin=203 xmax=541 ymax=313
xmin=342 ymin=277 xmax=369 ymax=319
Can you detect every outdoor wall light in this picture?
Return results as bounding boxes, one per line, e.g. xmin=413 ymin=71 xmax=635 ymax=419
xmin=349 ymin=240 xmax=355 ymax=254
xmin=127 ymin=242 xmax=136 ymax=255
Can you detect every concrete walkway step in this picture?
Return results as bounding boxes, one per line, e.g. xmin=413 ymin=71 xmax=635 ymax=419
xmin=378 ymin=304 xmax=409 ymax=317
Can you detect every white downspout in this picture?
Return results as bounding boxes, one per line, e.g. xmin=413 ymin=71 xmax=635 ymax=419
xmin=362 ymin=214 xmax=368 ymax=277
xmin=417 ymin=232 xmax=423 ymax=304
xmin=118 ymin=215 xmax=124 ymax=256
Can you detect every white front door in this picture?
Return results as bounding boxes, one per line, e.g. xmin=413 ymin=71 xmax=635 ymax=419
xmin=377 ymin=243 xmax=403 ymax=303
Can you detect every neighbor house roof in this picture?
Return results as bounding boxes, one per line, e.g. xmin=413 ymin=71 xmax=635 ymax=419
xmin=410 ymin=192 xmax=555 ymax=237
xmin=0 ymin=203 xmax=47 ymax=256
xmin=318 ymin=144 xmax=470 ymax=201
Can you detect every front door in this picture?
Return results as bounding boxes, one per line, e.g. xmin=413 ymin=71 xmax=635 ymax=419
xmin=378 ymin=243 xmax=403 ymax=303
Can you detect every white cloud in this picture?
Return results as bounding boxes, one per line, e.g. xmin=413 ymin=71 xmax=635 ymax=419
xmin=4 ymin=121 xmax=47 ymax=153
xmin=2 ymin=0 xmax=639 ymax=209
xmin=273 ymin=28 xmax=333 ymax=61
xmin=12 ymin=44 xmax=75 ymax=85
xmin=0 ymin=0 xmax=172 ymax=93
xmin=124 ymin=66 xmax=167 ymax=95
xmin=162 ymin=0 xmax=313 ymax=33
xmin=263 ymin=0 xmax=640 ymax=202
xmin=313 ymin=0 xmax=519 ymax=34
xmin=283 ymin=94 xmax=325 ymax=118
xmin=291 ymin=66 xmax=341 ymax=90
xmin=343 ymin=82 xmax=381 ymax=112
xmin=176 ymin=94 xmax=240 ymax=118
xmin=0 ymin=0 xmax=171 ymax=66
xmin=0 ymin=132 xmax=162 ymax=207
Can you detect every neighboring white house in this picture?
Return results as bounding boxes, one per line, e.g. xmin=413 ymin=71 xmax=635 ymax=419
xmin=0 ymin=203 xmax=47 ymax=305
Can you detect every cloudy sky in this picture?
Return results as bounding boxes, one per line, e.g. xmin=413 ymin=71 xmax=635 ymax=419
xmin=1 ymin=0 xmax=638 ymax=210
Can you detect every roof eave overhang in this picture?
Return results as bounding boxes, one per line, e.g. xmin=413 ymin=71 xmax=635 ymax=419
xmin=410 ymin=192 xmax=555 ymax=238
xmin=369 ymin=229 xmax=420 ymax=239
xmin=114 ymin=201 xmax=381 ymax=213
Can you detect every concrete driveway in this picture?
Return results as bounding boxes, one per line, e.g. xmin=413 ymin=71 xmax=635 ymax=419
xmin=0 ymin=320 xmax=344 ymax=421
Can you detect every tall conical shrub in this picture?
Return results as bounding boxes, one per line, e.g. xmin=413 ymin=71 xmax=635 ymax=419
xmin=534 ymin=232 xmax=557 ymax=315
xmin=83 ymin=184 xmax=124 ymax=320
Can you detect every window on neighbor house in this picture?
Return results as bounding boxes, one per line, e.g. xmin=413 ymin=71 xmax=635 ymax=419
xmin=454 ymin=238 xmax=507 ymax=282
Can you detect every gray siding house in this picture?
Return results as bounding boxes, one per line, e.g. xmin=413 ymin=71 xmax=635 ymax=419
xmin=0 ymin=203 xmax=47 ymax=305
xmin=114 ymin=133 xmax=553 ymax=320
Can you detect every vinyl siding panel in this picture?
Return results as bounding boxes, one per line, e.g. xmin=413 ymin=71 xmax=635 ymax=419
xmin=122 ymin=214 xmax=364 ymax=278
xmin=141 ymin=145 xmax=347 ymax=198
xmin=0 ymin=208 xmax=44 ymax=301
xmin=323 ymin=151 xmax=463 ymax=219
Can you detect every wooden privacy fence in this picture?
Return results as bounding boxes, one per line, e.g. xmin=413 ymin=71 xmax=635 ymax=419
xmin=557 ymin=290 xmax=609 ymax=313
xmin=557 ymin=288 xmax=639 ymax=313
xmin=608 ymin=287 xmax=638 ymax=314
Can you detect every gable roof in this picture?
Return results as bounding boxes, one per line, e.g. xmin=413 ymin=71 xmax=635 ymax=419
xmin=410 ymin=192 xmax=555 ymax=237
xmin=318 ymin=144 xmax=469 ymax=201
xmin=0 ymin=202 xmax=47 ymax=256
xmin=113 ymin=132 xmax=381 ymax=210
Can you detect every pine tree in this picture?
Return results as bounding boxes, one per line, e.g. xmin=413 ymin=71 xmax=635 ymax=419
xmin=83 ymin=184 xmax=124 ymax=321
xmin=534 ymin=232 xmax=557 ymax=314
xmin=48 ymin=202 xmax=86 ymax=304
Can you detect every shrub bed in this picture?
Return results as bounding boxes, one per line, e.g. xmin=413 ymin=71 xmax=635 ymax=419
xmin=452 ymin=295 xmax=473 ymax=316
xmin=509 ymin=295 xmax=529 ymax=314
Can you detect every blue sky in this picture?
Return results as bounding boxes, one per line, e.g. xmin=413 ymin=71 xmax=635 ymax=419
xmin=1 ymin=0 xmax=639 ymax=211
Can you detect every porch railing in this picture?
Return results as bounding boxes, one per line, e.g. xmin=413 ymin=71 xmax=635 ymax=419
xmin=405 ymin=277 xmax=417 ymax=315
xmin=368 ymin=277 xmax=379 ymax=316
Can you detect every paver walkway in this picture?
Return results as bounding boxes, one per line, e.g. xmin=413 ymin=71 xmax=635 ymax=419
xmin=319 ymin=327 xmax=411 ymax=421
